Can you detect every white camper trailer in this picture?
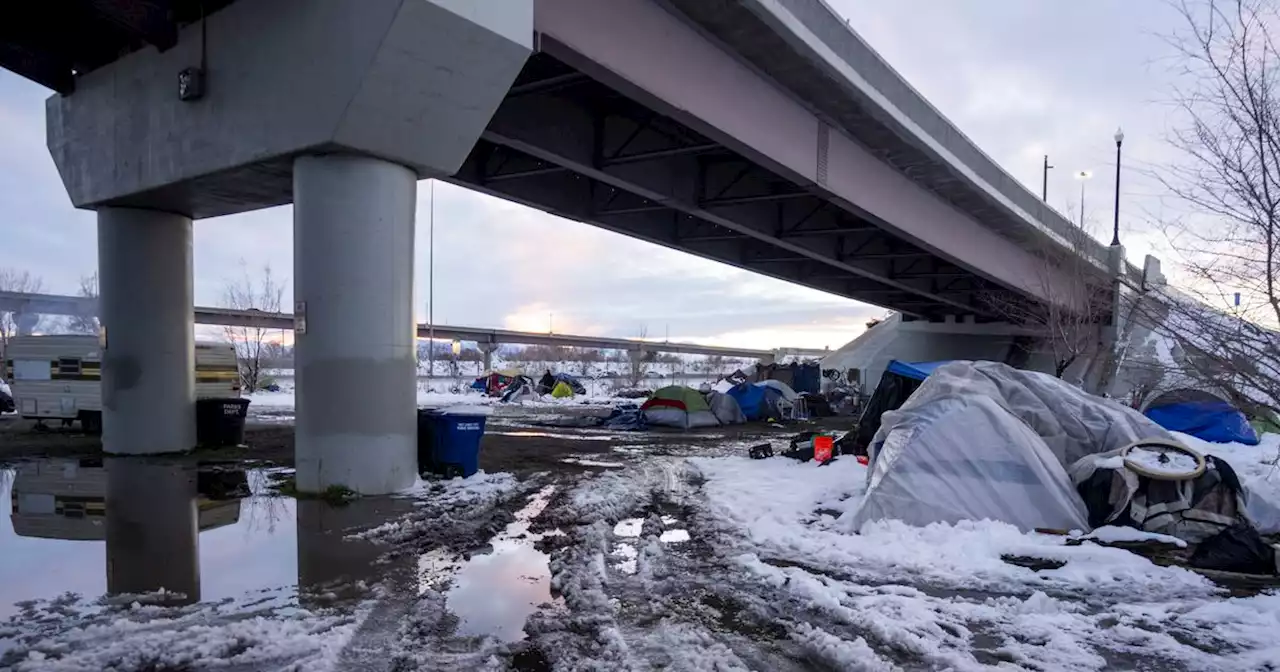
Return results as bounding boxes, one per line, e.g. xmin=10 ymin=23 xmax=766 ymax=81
xmin=3 ymin=335 xmax=240 ymax=433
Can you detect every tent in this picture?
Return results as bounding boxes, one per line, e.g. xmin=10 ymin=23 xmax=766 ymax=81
xmin=551 ymin=381 xmax=575 ymax=398
xmin=1144 ymin=389 xmax=1260 ymax=445
xmin=727 ymin=383 xmax=768 ymax=421
xmin=474 ymin=370 xmax=521 ymax=396
xmin=500 ymin=375 xmax=539 ymax=403
xmin=554 ymin=373 xmax=587 ymax=395
xmin=843 ymin=360 xmax=951 ymax=455
xmin=641 ymin=386 xmax=720 ymax=429
xmin=706 ymin=390 xmax=746 ymax=425
xmin=757 ymin=379 xmax=800 ymax=401
xmin=852 ymin=361 xmax=1173 ymax=533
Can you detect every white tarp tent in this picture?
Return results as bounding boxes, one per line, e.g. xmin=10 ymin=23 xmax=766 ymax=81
xmin=852 ymin=361 xmax=1173 ymax=533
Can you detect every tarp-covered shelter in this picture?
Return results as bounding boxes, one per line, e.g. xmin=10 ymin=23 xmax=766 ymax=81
xmin=474 ymin=370 xmax=521 ymax=396
xmin=843 ymin=360 xmax=950 ymax=455
xmin=642 ymin=386 xmax=720 ymax=428
xmin=500 ymin=375 xmax=538 ymax=403
xmin=1144 ymin=389 xmax=1260 ymax=446
xmin=852 ymin=362 xmax=1175 ymax=533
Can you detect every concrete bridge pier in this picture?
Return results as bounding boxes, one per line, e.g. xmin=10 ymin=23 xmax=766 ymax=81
xmin=98 ymin=208 xmax=195 ymax=455
xmin=41 ymin=0 xmax=532 ymax=493
xmin=294 ymin=155 xmax=418 ymax=495
xmin=480 ymin=343 xmax=500 ymax=372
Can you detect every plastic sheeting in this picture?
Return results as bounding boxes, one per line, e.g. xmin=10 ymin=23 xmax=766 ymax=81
xmin=880 ymin=362 xmax=1172 ymax=468
xmin=853 ymin=361 xmax=1171 ymax=532
xmin=851 ymin=394 xmax=1091 ymax=532
xmin=1145 ymin=401 xmax=1260 ymax=445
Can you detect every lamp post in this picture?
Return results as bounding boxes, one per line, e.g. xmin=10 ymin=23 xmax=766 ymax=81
xmin=1112 ymin=128 xmax=1124 ymax=247
xmin=1042 ymin=155 xmax=1054 ymax=201
xmin=1073 ymin=170 xmax=1093 ymax=227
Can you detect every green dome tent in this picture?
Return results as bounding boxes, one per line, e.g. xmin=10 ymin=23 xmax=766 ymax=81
xmin=641 ymin=386 xmax=720 ymax=429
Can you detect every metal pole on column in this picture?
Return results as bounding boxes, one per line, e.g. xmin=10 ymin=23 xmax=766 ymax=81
xmin=1042 ymin=155 xmax=1053 ymax=201
xmin=428 ymin=180 xmax=435 ymax=383
xmin=1112 ymin=128 xmax=1124 ymax=247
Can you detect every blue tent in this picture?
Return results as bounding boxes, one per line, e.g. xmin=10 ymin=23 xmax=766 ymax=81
xmin=1144 ymin=389 xmax=1259 ymax=445
xmin=884 ymin=360 xmax=950 ymax=381
xmin=727 ymin=383 xmax=769 ymax=421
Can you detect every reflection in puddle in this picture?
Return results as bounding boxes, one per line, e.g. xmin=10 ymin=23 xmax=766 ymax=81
xmin=0 ymin=458 xmax=413 ymax=621
xmin=441 ymin=485 xmax=559 ymax=642
xmin=612 ymin=543 xmax=638 ymax=575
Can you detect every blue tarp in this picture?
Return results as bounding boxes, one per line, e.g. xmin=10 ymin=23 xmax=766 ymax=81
xmin=885 ymin=360 xmax=951 ymax=381
xmin=728 ymin=383 xmax=769 ymax=421
xmin=1145 ymin=400 xmax=1260 ymax=445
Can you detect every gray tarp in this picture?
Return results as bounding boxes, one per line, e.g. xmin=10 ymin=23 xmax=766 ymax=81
xmin=853 ymin=361 xmax=1171 ymax=533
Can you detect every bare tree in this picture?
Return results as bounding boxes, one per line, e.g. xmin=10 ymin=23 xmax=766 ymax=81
xmin=1125 ymin=0 xmax=1280 ymax=417
xmin=222 ymin=264 xmax=285 ymax=393
xmin=982 ymin=219 xmax=1113 ymax=379
xmin=63 ymin=273 xmax=100 ymax=335
xmin=0 ymin=268 xmax=46 ymax=362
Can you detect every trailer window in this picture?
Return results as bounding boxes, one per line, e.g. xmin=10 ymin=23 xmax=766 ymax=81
xmin=58 ymin=358 xmax=82 ymax=376
xmin=13 ymin=360 xmax=52 ymax=381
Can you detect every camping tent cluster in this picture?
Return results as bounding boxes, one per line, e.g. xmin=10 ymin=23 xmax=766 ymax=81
xmin=639 ymin=379 xmax=803 ymax=429
xmin=470 ymin=369 xmax=588 ymax=402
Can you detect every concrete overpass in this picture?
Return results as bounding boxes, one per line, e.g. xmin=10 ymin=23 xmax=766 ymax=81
xmin=2 ymin=0 xmax=1131 ymax=492
xmin=0 ymin=291 xmax=826 ymax=365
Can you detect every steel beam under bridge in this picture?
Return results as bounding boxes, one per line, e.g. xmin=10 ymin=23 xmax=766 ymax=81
xmin=0 ymin=292 xmax=826 ymax=361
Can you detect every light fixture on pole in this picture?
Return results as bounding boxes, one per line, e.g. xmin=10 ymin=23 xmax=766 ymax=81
xmin=1073 ymin=170 xmax=1093 ymax=227
xmin=1112 ymin=127 xmax=1124 ymax=247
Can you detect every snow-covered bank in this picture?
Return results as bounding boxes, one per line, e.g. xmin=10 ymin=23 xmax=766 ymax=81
xmin=244 ymin=388 xmax=633 ymax=414
xmin=672 ymin=437 xmax=1280 ymax=670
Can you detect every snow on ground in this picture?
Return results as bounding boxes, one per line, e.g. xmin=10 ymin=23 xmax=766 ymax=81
xmin=1 ymin=589 xmax=366 ymax=672
xmin=517 ymin=435 xmax=1280 ymax=670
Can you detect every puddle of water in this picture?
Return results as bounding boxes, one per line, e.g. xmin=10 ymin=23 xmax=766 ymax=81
xmin=614 ymin=518 xmax=643 ymax=538
xmin=612 ymin=543 xmax=639 ymax=574
xmin=660 ymin=529 xmax=690 ymax=543
xmin=441 ymin=485 xmax=559 ymax=642
xmin=0 ymin=458 xmax=416 ymax=625
xmin=562 ymin=458 xmax=626 ymax=468
xmin=492 ymin=430 xmax=618 ymax=441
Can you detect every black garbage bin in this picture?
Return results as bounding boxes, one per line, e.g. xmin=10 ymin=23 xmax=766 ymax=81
xmin=196 ymin=398 xmax=251 ymax=447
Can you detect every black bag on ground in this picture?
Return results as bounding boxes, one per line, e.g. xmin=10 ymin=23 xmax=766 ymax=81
xmin=1189 ymin=524 xmax=1277 ymax=575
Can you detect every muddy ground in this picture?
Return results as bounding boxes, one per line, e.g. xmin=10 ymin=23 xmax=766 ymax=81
xmin=0 ymin=411 xmax=855 ymax=477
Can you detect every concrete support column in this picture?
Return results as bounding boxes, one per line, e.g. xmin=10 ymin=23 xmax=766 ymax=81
xmin=294 ymin=154 xmax=418 ymax=495
xmin=98 ymin=207 xmax=195 ymax=454
xmin=480 ymin=343 xmax=499 ymax=372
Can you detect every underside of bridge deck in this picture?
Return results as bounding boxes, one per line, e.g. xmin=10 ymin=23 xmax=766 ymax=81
xmin=451 ymin=53 xmax=1026 ymax=320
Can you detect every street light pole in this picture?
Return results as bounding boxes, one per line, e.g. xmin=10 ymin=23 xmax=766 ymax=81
xmin=1112 ymin=128 xmax=1124 ymax=247
xmin=428 ymin=180 xmax=435 ymax=380
xmin=1042 ymin=155 xmax=1053 ymax=201
xmin=1073 ymin=170 xmax=1093 ymax=227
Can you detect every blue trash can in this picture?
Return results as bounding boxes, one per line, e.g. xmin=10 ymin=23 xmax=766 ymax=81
xmin=417 ymin=408 xmax=487 ymax=478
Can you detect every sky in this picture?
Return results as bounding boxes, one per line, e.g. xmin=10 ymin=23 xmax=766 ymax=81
xmin=0 ymin=1 xmax=1193 ymax=350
